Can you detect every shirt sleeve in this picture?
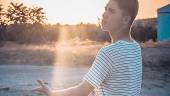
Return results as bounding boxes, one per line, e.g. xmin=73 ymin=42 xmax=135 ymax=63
xmin=83 ymin=48 xmax=113 ymax=88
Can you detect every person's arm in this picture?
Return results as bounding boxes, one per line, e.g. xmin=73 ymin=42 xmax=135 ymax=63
xmin=32 ymin=80 xmax=94 ymax=96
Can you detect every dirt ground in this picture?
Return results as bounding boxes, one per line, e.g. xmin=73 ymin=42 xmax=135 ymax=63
xmin=0 ymin=41 xmax=170 ymax=96
xmin=0 ymin=65 xmax=170 ymax=96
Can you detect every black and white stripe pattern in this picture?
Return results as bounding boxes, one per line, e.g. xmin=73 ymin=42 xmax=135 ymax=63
xmin=83 ymin=40 xmax=142 ymax=96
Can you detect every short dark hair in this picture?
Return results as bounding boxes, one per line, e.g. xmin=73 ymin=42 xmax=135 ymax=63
xmin=114 ymin=0 xmax=139 ymax=24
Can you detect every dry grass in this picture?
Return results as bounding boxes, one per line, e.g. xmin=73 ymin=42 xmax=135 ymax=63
xmin=1 ymin=39 xmax=170 ymax=68
xmin=0 ymin=40 xmax=104 ymax=67
xmin=140 ymin=40 xmax=170 ymax=48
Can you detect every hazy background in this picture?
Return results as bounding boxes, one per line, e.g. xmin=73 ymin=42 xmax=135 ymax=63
xmin=0 ymin=0 xmax=170 ymax=96
xmin=0 ymin=0 xmax=170 ymax=24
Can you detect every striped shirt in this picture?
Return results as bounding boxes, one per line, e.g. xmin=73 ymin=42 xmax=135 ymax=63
xmin=83 ymin=40 xmax=142 ymax=96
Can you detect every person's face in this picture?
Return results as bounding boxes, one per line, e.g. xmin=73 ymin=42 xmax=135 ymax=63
xmin=101 ymin=0 xmax=124 ymax=32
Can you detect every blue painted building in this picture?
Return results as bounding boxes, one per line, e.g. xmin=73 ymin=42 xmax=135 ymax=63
xmin=157 ymin=4 xmax=170 ymax=41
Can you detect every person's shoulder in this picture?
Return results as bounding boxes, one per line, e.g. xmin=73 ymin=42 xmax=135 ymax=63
xmin=100 ymin=41 xmax=123 ymax=54
xmin=101 ymin=40 xmax=141 ymax=53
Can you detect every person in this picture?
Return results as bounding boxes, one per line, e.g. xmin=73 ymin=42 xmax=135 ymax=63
xmin=33 ymin=0 xmax=142 ymax=96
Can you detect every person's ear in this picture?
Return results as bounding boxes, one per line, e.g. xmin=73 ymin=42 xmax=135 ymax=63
xmin=122 ymin=15 xmax=131 ymax=25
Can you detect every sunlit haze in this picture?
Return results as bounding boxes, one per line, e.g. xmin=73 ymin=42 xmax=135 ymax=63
xmin=0 ymin=0 xmax=170 ymax=24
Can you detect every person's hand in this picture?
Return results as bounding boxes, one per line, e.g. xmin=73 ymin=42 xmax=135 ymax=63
xmin=32 ymin=80 xmax=52 ymax=96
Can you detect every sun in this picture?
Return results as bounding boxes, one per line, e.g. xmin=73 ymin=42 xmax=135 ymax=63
xmin=22 ymin=0 xmax=108 ymax=25
xmin=2 ymin=0 xmax=170 ymax=24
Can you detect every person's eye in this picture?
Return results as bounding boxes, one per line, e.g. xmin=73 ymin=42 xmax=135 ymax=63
xmin=109 ymin=8 xmax=115 ymax=13
xmin=105 ymin=7 xmax=107 ymax=11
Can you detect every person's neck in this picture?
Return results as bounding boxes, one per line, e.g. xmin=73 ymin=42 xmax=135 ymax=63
xmin=109 ymin=26 xmax=133 ymax=43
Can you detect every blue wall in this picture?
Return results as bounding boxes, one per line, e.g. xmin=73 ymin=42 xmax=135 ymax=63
xmin=157 ymin=13 xmax=170 ymax=41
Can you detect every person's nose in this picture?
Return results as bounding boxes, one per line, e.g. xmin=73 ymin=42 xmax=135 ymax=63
xmin=102 ymin=11 xmax=107 ymax=19
xmin=102 ymin=12 xmax=106 ymax=18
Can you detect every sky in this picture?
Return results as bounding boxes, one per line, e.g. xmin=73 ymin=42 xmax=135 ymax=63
xmin=0 ymin=0 xmax=170 ymax=24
